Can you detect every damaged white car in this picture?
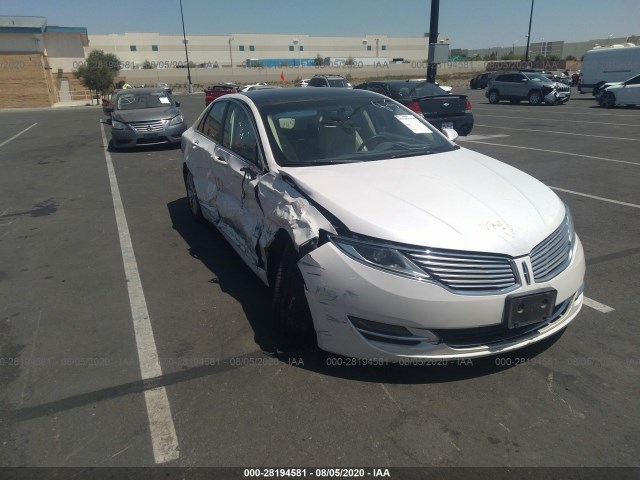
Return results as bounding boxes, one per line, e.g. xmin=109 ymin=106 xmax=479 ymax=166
xmin=181 ymin=88 xmax=585 ymax=361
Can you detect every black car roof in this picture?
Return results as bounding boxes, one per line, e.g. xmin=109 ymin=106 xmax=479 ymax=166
xmin=241 ymin=87 xmax=381 ymax=107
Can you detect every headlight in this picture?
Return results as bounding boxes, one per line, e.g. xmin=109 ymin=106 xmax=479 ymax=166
xmin=565 ymin=204 xmax=576 ymax=246
xmin=168 ymin=114 xmax=184 ymax=126
xmin=112 ymin=120 xmax=127 ymax=130
xmin=329 ymin=235 xmax=430 ymax=280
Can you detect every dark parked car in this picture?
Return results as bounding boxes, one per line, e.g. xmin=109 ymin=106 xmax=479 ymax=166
xmin=470 ymin=72 xmax=495 ymax=89
xmin=354 ymin=80 xmax=474 ymax=136
xmin=105 ymin=88 xmax=187 ymax=149
xmin=205 ymin=83 xmax=239 ymax=105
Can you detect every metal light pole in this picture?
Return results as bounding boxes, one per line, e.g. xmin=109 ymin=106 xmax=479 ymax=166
xmin=375 ymin=38 xmax=379 ymax=57
xmin=524 ymin=0 xmax=534 ymax=63
xmin=426 ymin=0 xmax=440 ymax=83
xmin=179 ymin=0 xmax=193 ymax=93
xmin=228 ymin=37 xmax=234 ymax=80
xmin=293 ymin=38 xmax=300 ymax=78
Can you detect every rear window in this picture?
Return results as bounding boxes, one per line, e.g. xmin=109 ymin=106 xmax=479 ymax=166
xmin=390 ymin=82 xmax=447 ymax=99
xmin=328 ymin=78 xmax=349 ymax=88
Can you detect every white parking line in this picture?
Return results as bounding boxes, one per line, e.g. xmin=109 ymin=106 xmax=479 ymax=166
xmin=550 ymin=187 xmax=640 ymax=209
xmin=477 ymin=114 xmax=640 ymax=127
xmin=473 ymin=105 xmax=640 ymax=118
xmin=99 ymin=122 xmax=179 ymax=464
xmin=474 ymin=124 xmax=640 ymax=141
xmin=583 ymin=297 xmax=615 ymax=313
xmin=0 ymin=123 xmax=38 ymax=147
xmin=457 ymin=134 xmax=510 ymax=141
xmin=461 ymin=140 xmax=640 ymax=167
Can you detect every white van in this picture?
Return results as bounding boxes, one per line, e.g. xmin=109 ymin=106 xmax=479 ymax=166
xmin=579 ymin=44 xmax=640 ymax=94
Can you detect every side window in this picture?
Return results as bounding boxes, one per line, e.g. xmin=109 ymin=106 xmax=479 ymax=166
xmin=199 ymin=101 xmax=227 ymax=142
xmin=626 ymin=75 xmax=640 ymax=85
xmin=496 ymin=74 xmax=508 ymax=82
xmin=222 ymin=104 xmax=260 ymax=167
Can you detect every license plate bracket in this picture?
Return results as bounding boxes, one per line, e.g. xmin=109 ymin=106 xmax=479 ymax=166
xmin=441 ymin=122 xmax=454 ymax=130
xmin=504 ymin=288 xmax=557 ymax=329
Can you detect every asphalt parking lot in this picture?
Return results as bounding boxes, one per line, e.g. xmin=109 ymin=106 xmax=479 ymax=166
xmin=0 ymin=86 xmax=639 ymax=471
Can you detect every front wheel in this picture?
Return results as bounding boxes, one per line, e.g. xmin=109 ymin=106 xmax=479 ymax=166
xmin=601 ymin=92 xmax=616 ymax=109
xmin=271 ymin=241 xmax=315 ymax=344
xmin=488 ymin=90 xmax=500 ymax=104
xmin=528 ymin=91 xmax=543 ymax=105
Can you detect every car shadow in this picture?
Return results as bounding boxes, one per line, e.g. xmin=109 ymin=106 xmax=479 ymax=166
xmin=167 ymin=196 xmax=566 ymax=384
xmin=109 ymin=141 xmax=181 ymax=153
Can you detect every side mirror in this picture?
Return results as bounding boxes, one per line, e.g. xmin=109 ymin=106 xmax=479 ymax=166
xmin=443 ymin=127 xmax=459 ymax=143
xmin=175 ymin=101 xmax=181 ymax=107
xmin=521 ymin=78 xmax=528 ymax=83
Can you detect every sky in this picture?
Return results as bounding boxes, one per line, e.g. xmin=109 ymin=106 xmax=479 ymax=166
xmin=1 ymin=0 xmax=639 ymax=49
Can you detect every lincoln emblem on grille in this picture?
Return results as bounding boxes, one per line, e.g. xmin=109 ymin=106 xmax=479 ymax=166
xmin=146 ymin=126 xmax=152 ymax=131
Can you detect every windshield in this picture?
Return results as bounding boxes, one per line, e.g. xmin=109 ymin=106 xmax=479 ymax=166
xmin=260 ymin=98 xmax=455 ymax=166
xmin=116 ymin=91 xmax=174 ymax=110
xmin=524 ymin=73 xmax=553 ymax=83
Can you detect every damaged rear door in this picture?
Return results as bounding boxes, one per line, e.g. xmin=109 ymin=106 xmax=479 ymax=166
xmin=185 ymin=100 xmax=229 ymax=221
xmin=213 ymin=101 xmax=267 ymax=268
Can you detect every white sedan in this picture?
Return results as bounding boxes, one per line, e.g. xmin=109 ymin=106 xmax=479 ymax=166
xmin=181 ymin=88 xmax=585 ymax=361
xmin=599 ymin=73 xmax=640 ymax=107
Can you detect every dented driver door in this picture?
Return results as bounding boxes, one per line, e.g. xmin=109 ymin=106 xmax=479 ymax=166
xmin=212 ymin=101 xmax=266 ymax=268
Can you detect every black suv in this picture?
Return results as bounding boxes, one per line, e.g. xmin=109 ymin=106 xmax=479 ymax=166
xmin=307 ymin=75 xmax=351 ymax=88
xmin=486 ymin=71 xmax=571 ymax=105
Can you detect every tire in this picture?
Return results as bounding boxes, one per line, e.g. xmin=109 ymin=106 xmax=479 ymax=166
xmin=528 ymin=90 xmax=543 ymax=105
xmin=183 ymin=167 xmax=204 ymax=222
xmin=601 ymin=92 xmax=616 ymax=109
xmin=488 ymin=90 xmax=500 ymax=104
xmin=271 ymin=240 xmax=315 ymax=343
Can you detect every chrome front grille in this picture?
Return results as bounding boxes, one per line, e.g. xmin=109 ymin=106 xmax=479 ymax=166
xmin=130 ymin=120 xmax=166 ymax=133
xmin=405 ymin=249 xmax=517 ymax=294
xmin=530 ymin=215 xmax=573 ymax=282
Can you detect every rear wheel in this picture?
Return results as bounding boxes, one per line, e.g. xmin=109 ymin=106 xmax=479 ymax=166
xmin=601 ymin=92 xmax=616 ymax=109
xmin=488 ymin=90 xmax=500 ymax=104
xmin=271 ymin=241 xmax=315 ymax=344
xmin=184 ymin=167 xmax=204 ymax=222
xmin=528 ymin=90 xmax=543 ymax=105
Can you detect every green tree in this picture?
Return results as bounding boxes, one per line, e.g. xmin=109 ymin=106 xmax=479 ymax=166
xmin=627 ymin=35 xmax=639 ymax=45
xmin=314 ymin=53 xmax=324 ymax=66
xmin=565 ymin=55 xmax=577 ymax=61
xmin=142 ymin=59 xmax=154 ymax=69
xmin=74 ymin=50 xmax=121 ymax=103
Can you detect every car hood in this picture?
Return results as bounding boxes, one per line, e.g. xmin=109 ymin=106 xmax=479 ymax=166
xmin=280 ymin=148 xmax=565 ymax=257
xmin=604 ymin=82 xmax=625 ymax=90
xmin=113 ymin=107 xmax=180 ymax=123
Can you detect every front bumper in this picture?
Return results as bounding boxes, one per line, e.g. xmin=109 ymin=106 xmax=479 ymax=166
xmin=111 ymin=122 xmax=187 ymax=148
xmin=299 ymin=236 xmax=585 ymax=361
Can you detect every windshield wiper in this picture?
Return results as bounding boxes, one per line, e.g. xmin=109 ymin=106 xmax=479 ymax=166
xmin=283 ymin=159 xmax=363 ymax=167
xmin=390 ymin=149 xmax=436 ymax=159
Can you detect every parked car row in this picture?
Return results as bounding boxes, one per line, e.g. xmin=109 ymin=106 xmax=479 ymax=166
xmin=101 ymin=74 xmax=586 ymax=363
